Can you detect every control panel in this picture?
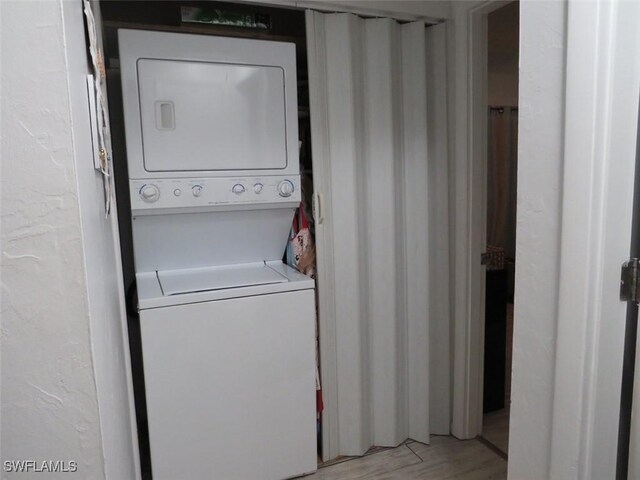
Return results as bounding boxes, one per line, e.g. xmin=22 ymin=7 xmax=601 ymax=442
xmin=130 ymin=176 xmax=301 ymax=211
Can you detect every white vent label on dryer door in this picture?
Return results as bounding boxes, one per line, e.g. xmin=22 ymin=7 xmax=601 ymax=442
xmin=155 ymin=101 xmax=175 ymax=130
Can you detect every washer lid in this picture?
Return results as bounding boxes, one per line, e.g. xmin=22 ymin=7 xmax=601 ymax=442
xmin=137 ymin=261 xmax=314 ymax=309
xmin=157 ymin=262 xmax=288 ymax=296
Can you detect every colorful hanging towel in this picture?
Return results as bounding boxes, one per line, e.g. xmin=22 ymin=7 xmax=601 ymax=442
xmin=286 ymin=204 xmax=322 ymax=415
xmin=286 ymin=204 xmax=316 ymax=278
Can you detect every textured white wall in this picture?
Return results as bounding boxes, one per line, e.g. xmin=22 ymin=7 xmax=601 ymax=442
xmin=508 ymin=1 xmax=567 ymax=478
xmin=60 ymin=1 xmax=140 ymax=478
xmin=0 ymin=1 xmax=120 ymax=478
xmin=0 ymin=0 xmax=105 ymax=477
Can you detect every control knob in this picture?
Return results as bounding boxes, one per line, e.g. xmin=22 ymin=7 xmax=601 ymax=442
xmin=277 ymin=180 xmax=294 ymax=198
xmin=232 ymin=184 xmax=246 ymax=195
xmin=192 ymin=185 xmax=203 ymax=197
xmin=140 ymin=184 xmax=160 ymax=203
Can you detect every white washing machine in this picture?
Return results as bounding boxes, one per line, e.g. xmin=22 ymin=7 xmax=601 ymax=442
xmin=119 ymin=30 xmax=317 ymax=479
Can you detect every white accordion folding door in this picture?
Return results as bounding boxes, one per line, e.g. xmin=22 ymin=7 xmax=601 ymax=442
xmin=307 ymin=11 xmax=451 ymax=456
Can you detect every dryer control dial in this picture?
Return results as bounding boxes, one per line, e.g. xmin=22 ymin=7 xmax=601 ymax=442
xmin=232 ymin=184 xmax=246 ymax=195
xmin=277 ymin=180 xmax=294 ymax=198
xmin=140 ymin=184 xmax=160 ymax=203
xmin=192 ymin=185 xmax=203 ymax=197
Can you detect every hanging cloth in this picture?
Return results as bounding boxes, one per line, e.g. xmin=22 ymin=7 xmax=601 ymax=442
xmin=286 ymin=205 xmax=316 ymax=278
xmin=286 ymin=204 xmax=321 ymax=416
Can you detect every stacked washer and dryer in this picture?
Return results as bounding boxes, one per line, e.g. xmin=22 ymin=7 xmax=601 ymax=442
xmin=119 ymin=29 xmax=317 ymax=479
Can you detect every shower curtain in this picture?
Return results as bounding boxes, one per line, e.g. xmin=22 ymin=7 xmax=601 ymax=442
xmin=487 ymin=107 xmax=518 ymax=259
xmin=306 ymin=11 xmax=451 ymax=456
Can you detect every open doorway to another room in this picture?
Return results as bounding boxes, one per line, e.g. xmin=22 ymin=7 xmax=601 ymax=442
xmin=481 ymin=0 xmax=519 ymax=459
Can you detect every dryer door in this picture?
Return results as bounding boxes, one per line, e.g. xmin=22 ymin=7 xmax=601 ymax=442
xmin=137 ymin=59 xmax=288 ymax=172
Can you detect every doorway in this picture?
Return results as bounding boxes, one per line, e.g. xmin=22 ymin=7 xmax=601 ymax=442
xmin=480 ymin=1 xmax=519 ymax=458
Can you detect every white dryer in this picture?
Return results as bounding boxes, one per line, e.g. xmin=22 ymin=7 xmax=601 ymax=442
xmin=119 ymin=30 xmax=317 ymax=480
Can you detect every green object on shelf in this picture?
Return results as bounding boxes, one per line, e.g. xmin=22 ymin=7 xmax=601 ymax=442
xmin=181 ymin=7 xmax=271 ymax=29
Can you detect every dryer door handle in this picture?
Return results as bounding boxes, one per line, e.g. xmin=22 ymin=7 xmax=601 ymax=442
xmin=155 ymin=101 xmax=175 ymax=130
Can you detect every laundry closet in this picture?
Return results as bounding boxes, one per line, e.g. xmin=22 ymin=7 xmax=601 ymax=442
xmin=102 ymin=3 xmax=318 ymax=478
xmin=99 ymin=1 xmax=450 ymax=479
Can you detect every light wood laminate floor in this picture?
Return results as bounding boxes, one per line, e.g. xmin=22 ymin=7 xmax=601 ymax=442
xmin=302 ymin=436 xmax=506 ymax=479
